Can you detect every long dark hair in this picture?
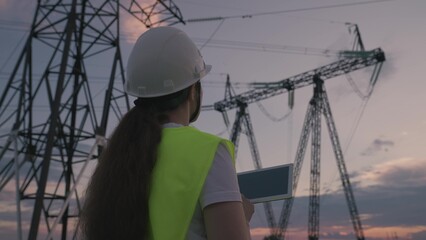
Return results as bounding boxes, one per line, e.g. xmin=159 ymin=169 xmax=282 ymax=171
xmin=78 ymin=83 xmax=199 ymax=239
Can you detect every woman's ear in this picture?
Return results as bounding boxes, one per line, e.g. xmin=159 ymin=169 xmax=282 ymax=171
xmin=188 ymin=82 xmax=202 ymax=123
xmin=189 ymin=84 xmax=197 ymax=101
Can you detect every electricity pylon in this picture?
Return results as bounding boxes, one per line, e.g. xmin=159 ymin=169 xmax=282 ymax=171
xmin=0 ymin=0 xmax=184 ymax=239
xmin=209 ymin=47 xmax=384 ymax=239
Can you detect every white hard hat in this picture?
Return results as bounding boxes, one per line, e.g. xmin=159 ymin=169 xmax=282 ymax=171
xmin=125 ymin=26 xmax=211 ymax=98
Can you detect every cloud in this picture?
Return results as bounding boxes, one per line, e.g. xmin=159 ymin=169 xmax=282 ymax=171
xmin=412 ymin=230 xmax=426 ymax=240
xmin=376 ymin=50 xmax=397 ymax=81
xmin=249 ymin=183 xmax=426 ymax=239
xmin=0 ymin=0 xmax=9 ymax=9
xmin=121 ymin=0 xmax=166 ymax=43
xmin=0 ymin=172 xmax=86 ymax=239
xmin=364 ymin=225 xmax=426 ymax=240
xmin=353 ymin=157 xmax=426 ymax=187
xmin=0 ymin=185 xmax=33 ymax=239
xmin=361 ymin=138 xmax=394 ymax=156
xmin=250 ymin=227 xmax=273 ymax=240
xmin=247 ymin=157 xmax=426 ymax=239
xmin=122 ymin=15 xmax=150 ymax=43
xmin=0 ymin=1 xmax=33 ymax=18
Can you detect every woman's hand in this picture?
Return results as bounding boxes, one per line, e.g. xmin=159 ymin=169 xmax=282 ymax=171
xmin=241 ymin=195 xmax=254 ymax=223
xmin=204 ymin=201 xmax=252 ymax=240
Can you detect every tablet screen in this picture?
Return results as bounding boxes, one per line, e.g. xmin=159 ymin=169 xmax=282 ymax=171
xmin=237 ymin=164 xmax=293 ymax=203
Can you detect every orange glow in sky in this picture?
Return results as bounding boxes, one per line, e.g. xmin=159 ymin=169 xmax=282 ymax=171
xmin=122 ymin=0 xmax=164 ymax=43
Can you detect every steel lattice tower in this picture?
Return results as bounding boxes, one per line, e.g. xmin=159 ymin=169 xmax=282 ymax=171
xmin=0 ymin=0 xmax=184 ymax=239
xmin=208 ymin=46 xmax=384 ymax=239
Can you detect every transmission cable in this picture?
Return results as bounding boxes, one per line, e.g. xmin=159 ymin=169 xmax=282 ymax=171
xmin=345 ymin=73 xmax=374 ymax=100
xmin=0 ymin=31 xmax=28 ymax=74
xmin=0 ymin=20 xmax=341 ymax=58
xmin=193 ymin=38 xmax=342 ymax=57
xmin=256 ymin=101 xmax=292 ymax=122
xmin=187 ymin=0 xmax=395 ymax=22
xmin=321 ymin=78 xmax=376 ymax=197
xmin=200 ymin=19 xmax=225 ymax=50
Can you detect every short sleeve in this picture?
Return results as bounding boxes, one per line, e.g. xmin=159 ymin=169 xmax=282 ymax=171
xmin=199 ymin=143 xmax=242 ymax=209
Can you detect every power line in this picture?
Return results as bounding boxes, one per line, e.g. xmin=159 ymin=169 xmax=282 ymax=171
xmin=0 ymin=32 xmax=27 ymax=74
xmin=0 ymin=18 xmax=344 ymax=58
xmin=0 ymin=19 xmax=30 ymax=26
xmin=187 ymin=0 xmax=395 ymax=22
xmin=175 ymin=0 xmax=251 ymax=13
xmin=199 ymin=19 xmax=225 ymax=50
xmin=0 ymin=26 xmax=29 ymax=32
xmin=0 ymin=22 xmax=337 ymax=57
xmin=345 ymin=73 xmax=374 ymax=99
xmin=256 ymin=102 xmax=292 ymax=122
xmin=321 ymin=91 xmax=374 ymax=198
xmin=120 ymin=30 xmax=342 ymax=56
xmin=0 ymin=19 xmax=31 ymax=32
xmin=192 ymin=38 xmax=343 ymax=57
xmin=0 ymin=72 xmax=122 ymax=82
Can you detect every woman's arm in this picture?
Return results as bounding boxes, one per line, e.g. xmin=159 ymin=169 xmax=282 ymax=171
xmin=203 ymin=201 xmax=251 ymax=240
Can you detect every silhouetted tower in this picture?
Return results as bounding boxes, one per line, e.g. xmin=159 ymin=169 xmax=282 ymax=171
xmin=210 ymin=42 xmax=384 ymax=239
xmin=0 ymin=0 xmax=184 ymax=239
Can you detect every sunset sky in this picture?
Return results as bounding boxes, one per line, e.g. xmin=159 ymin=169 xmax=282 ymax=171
xmin=0 ymin=0 xmax=425 ymax=239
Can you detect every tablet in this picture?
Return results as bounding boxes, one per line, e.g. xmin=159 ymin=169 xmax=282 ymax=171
xmin=237 ymin=163 xmax=293 ymax=203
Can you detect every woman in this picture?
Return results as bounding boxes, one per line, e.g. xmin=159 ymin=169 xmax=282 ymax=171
xmin=79 ymin=26 xmax=254 ymax=240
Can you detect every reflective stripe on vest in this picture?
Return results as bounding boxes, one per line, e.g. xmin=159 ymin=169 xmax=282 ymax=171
xmin=149 ymin=126 xmax=234 ymax=240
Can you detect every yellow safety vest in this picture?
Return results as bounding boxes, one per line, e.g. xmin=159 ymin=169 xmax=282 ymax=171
xmin=148 ymin=126 xmax=235 ymax=240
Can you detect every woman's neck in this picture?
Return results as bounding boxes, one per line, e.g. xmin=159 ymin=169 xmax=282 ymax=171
xmin=164 ymin=101 xmax=190 ymax=126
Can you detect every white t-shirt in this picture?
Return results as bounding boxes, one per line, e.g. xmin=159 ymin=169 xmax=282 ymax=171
xmin=162 ymin=123 xmax=242 ymax=240
xmin=186 ymin=143 xmax=242 ymax=240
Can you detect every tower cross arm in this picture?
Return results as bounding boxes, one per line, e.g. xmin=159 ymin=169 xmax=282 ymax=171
xmin=115 ymin=0 xmax=185 ymax=27
xmin=213 ymin=48 xmax=385 ymax=112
